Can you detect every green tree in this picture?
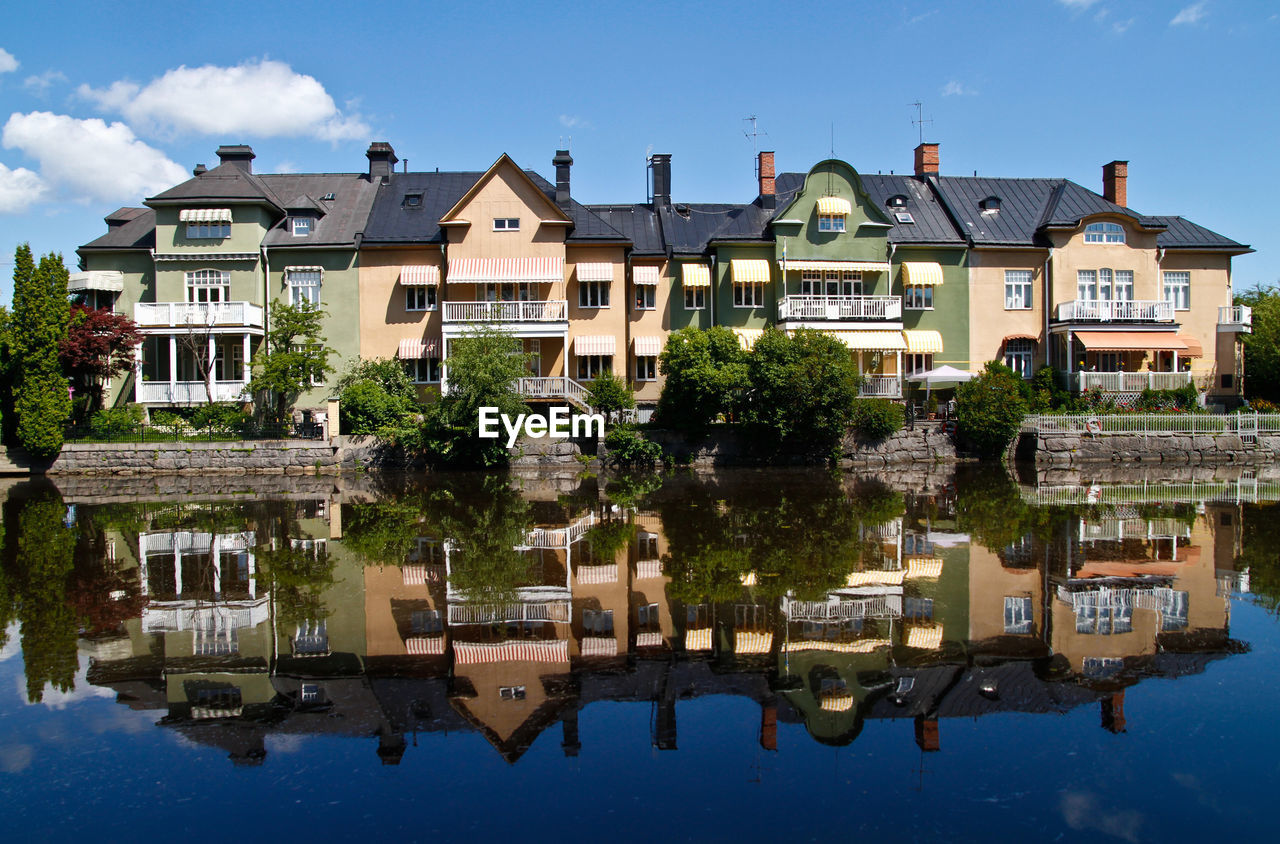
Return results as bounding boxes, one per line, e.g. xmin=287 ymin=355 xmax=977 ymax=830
xmin=1237 ymin=285 xmax=1280 ymax=403
xmin=10 ymin=493 xmax=80 ymax=702
xmin=247 ymin=300 xmax=332 ymax=423
xmin=956 ymin=361 xmax=1030 ymax=458
xmin=656 ymin=326 xmax=747 ymax=432
xmin=11 ymin=247 xmax=71 ymax=457
xmin=337 ymin=357 xmax=423 ymax=437
xmin=744 ymin=328 xmax=861 ymax=454
xmin=585 ymin=370 xmax=634 ymax=419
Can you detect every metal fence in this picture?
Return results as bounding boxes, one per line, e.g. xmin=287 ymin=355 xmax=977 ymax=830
xmin=1022 ymin=412 xmax=1280 ymax=436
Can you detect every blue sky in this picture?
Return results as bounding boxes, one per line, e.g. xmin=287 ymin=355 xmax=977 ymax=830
xmin=1 ymin=0 xmax=1276 ymax=302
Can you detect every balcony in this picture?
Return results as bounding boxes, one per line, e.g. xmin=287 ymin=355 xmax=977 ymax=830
xmin=516 ymin=376 xmax=590 ymax=410
xmin=136 ymin=380 xmax=249 ymax=404
xmin=1056 ymin=300 xmax=1173 ymax=323
xmin=1219 ymin=305 xmax=1252 ymax=333
xmin=778 ymin=295 xmax=901 ymax=322
xmin=443 ymin=300 xmax=568 ymax=323
xmin=135 ymin=301 xmax=264 ymax=329
xmin=1069 ymin=371 xmax=1194 ymax=393
xmin=859 ymin=375 xmax=902 ymax=398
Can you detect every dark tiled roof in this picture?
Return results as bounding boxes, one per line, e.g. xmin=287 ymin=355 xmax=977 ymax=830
xmin=147 ymin=162 xmax=285 ymax=208
xmin=80 ymin=207 xmax=156 ymax=251
xmin=932 ymin=176 xmax=1064 ymax=246
xmin=586 ymin=204 xmax=664 ymax=255
xmin=861 ymin=173 xmax=965 ymax=244
xmin=658 ymin=203 xmax=762 ymax=254
xmin=259 ymin=174 xmax=380 ymax=247
xmin=524 ymin=173 xmax=626 ymax=242
xmin=1150 ymin=215 xmax=1251 ymax=251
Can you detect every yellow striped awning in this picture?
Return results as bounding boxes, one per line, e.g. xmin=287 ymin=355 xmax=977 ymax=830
xmin=735 ymin=631 xmax=773 ymax=655
xmin=783 ymin=260 xmax=890 ymax=272
xmin=634 ymin=336 xmax=663 ymax=356
xmin=453 ymin=640 xmax=569 ymax=665
xmin=574 ymin=335 xmax=616 ymax=356
xmin=734 ymin=328 xmax=765 ymax=351
xmin=740 ymin=571 xmax=757 ymax=587
xmin=820 ymin=692 xmax=855 ymax=712
xmin=831 ymin=330 xmax=908 ymax=351
xmin=731 ymin=259 xmax=771 ymax=283
xmin=906 ymin=625 xmax=943 ymax=650
xmin=906 ymin=558 xmax=944 ymax=579
xmin=576 ymin=262 xmax=614 ymax=282
xmin=785 ymin=639 xmax=892 ymax=654
xmin=816 ymin=196 xmax=852 ymax=215
xmin=902 ymin=262 xmax=945 ymax=286
xmin=633 ymin=265 xmax=661 ymax=285
xmin=903 ymin=330 xmax=944 ymax=354
xmin=399 ymin=265 xmax=440 ymax=286
xmin=682 ymin=264 xmax=711 ymax=288
xmin=179 ymin=208 xmax=232 ymax=222
xmin=686 ymin=628 xmax=713 ymax=652
xmin=845 ymin=569 xmax=906 ymax=587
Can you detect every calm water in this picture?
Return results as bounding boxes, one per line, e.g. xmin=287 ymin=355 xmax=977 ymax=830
xmin=1 ymin=466 xmax=1278 ymax=842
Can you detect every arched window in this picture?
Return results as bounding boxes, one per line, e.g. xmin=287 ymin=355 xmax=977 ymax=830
xmin=1004 ymin=338 xmax=1035 ymax=379
xmin=1084 ymin=222 xmax=1125 ymax=244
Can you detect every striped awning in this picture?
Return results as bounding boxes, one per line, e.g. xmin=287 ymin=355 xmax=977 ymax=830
xmin=405 ymin=635 xmax=445 ymax=656
xmin=67 ymin=271 xmax=124 ymax=292
xmin=731 ymin=259 xmax=771 ymax=283
xmin=845 ymin=569 xmax=906 ymax=587
xmin=397 ymin=338 xmax=439 ymax=359
xmin=634 ymin=336 xmax=663 ymax=356
xmin=735 ymin=631 xmax=773 ymax=655
xmin=1177 ymin=334 xmax=1205 ymax=357
xmin=400 ymin=265 xmax=440 ymax=286
xmin=447 ymin=256 xmax=563 ymax=283
xmin=574 ymin=335 xmax=616 ymax=356
xmin=783 ymin=260 xmax=890 ymax=272
xmin=907 ymin=558 xmax=944 ymax=579
xmin=453 ymin=640 xmax=569 ymax=665
xmin=902 ymin=262 xmax=945 ymax=286
xmin=740 ymin=571 xmax=757 ymax=587
xmin=1003 ymin=333 xmax=1038 ymax=346
xmin=581 ymin=637 xmax=618 ymax=657
xmin=906 ymin=625 xmax=943 ymax=650
xmin=903 ymin=329 xmax=944 ymax=354
xmin=576 ymin=563 xmax=618 ymax=585
xmin=785 ymin=639 xmax=892 ymax=654
xmin=734 ymin=328 xmax=764 ymax=351
xmin=1075 ymin=331 xmax=1187 ymax=352
xmin=633 ymin=265 xmax=661 ymax=285
xmin=636 ymin=631 xmax=664 ymax=648
xmin=685 ymin=628 xmax=713 ymax=652
xmin=816 ymin=196 xmax=852 ymax=215
xmin=401 ymin=565 xmax=427 ymax=585
xmin=179 ymin=208 xmax=232 ymax=222
xmin=682 ymin=264 xmax=711 ymax=288
xmin=831 ymin=330 xmax=907 ymax=351
xmin=820 ymin=692 xmax=855 ymax=712
xmin=636 ymin=559 xmax=662 ymax=579
xmin=576 ymin=262 xmax=614 ymax=282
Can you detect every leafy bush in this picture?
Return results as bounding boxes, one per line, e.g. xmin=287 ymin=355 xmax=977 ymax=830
xmin=149 ymin=409 xmax=184 ymax=428
xmin=338 ymin=357 xmax=420 ymax=405
xmin=656 ymin=326 xmax=748 ymax=431
xmin=1134 ymin=383 xmax=1200 ymax=411
xmin=744 ymin=328 xmax=861 ymax=453
xmin=586 ymin=371 xmax=635 ymax=418
xmin=88 ymin=404 xmax=144 ymax=439
xmin=192 ymin=402 xmax=250 ymax=433
xmin=956 ymin=361 xmax=1030 ymax=458
xmin=1248 ymin=398 xmax=1280 ymax=413
xmin=849 ymin=398 xmax=903 ymax=440
xmin=604 ymin=424 xmax=664 ymax=467
xmin=340 ymin=380 xmax=417 ymax=436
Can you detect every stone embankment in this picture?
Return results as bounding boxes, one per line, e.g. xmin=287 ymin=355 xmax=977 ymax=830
xmin=1022 ymin=431 xmax=1280 ymax=466
xmin=31 ymin=437 xmax=387 ymax=476
xmin=642 ymin=421 xmax=956 ymax=467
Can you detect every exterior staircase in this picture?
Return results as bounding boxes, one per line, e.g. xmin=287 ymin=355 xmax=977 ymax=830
xmin=516 ymin=377 xmax=592 ymax=411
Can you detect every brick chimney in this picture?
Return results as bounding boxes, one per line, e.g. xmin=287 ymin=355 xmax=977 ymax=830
xmin=216 ymin=145 xmax=255 ymax=173
xmin=1103 ymin=160 xmax=1128 ymax=207
xmin=758 ymin=151 xmax=775 ymax=210
xmin=914 ymin=142 xmax=939 ymax=177
xmin=366 ymin=142 xmax=399 ymax=183
xmin=759 ymin=703 xmax=777 ymax=751
xmin=1102 ymin=691 xmax=1127 ymax=733
xmin=650 ymin=154 xmax=672 ymax=207
xmin=553 ymin=149 xmax=573 ymax=208
xmin=914 ymin=715 xmax=940 ymax=752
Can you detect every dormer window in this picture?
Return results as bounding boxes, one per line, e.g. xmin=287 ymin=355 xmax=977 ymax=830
xmin=816 ymin=196 xmax=851 ymax=232
xmin=887 ymin=195 xmax=909 ymax=208
xmin=818 ymin=214 xmax=846 ymax=232
xmin=493 ymin=217 xmax=520 ymax=231
xmin=292 ymin=217 xmax=312 ymax=237
xmin=404 ymin=192 xmax=423 ymax=208
xmin=980 ymin=196 xmax=1001 ymax=212
xmin=1084 ymin=221 xmax=1125 ymax=244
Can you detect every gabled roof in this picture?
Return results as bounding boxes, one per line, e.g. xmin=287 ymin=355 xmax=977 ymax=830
xmin=80 ymin=207 xmax=156 ymax=251
xmin=146 ymin=162 xmax=285 ymax=210
xmin=439 ymin=154 xmax=572 ymax=226
xmin=259 ymin=174 xmax=380 ymax=247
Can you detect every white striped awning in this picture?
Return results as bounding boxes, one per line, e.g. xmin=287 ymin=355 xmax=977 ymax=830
xmin=685 ymin=628 xmax=713 ymax=652
xmin=576 ymin=563 xmax=618 ymax=585
xmin=67 ymin=271 xmax=124 ymax=292
xmin=845 ymin=569 xmax=906 ymax=587
xmin=740 ymin=571 xmax=757 ymax=587
xmin=734 ymin=328 xmax=764 ymax=351
xmin=633 ymin=265 xmax=661 ymax=285
xmin=903 ymin=330 xmax=944 ymax=355
xmin=831 ymin=330 xmax=907 ymax=351
xmin=785 ymin=639 xmax=892 ymax=654
xmin=906 ymin=625 xmax=943 ymax=650
xmin=636 ymin=559 xmax=662 ymax=579
xmin=192 ymin=706 xmax=243 ymax=720
xmin=401 ymin=565 xmax=427 ymax=586
xmin=400 ymin=265 xmax=440 ymax=286
xmin=682 ymin=264 xmax=711 ymax=288
xmin=735 ymin=631 xmax=773 ymax=655
xmin=783 ymin=260 xmax=890 ymax=272
xmin=634 ymin=336 xmax=663 ymax=356
xmin=453 ymin=639 xmax=569 ymax=665
xmin=447 ymin=256 xmax=564 ymax=284
xmin=576 ymin=262 xmax=614 ymax=282
xmin=636 ymin=631 xmax=664 ymax=648
xmin=581 ymin=637 xmax=618 ymax=657
xmin=397 ymin=338 xmax=440 ymax=359
xmin=574 ymin=335 xmax=616 ymax=356
xmin=405 ymin=635 xmax=445 ymax=655
xmin=820 ymin=692 xmax=855 ymax=712
xmin=731 ymin=259 xmax=771 ymax=283
xmin=907 ymin=558 xmax=944 ymax=579
xmin=902 ymin=262 xmax=945 ymax=286
xmin=179 ymin=208 xmax=232 ymax=222
xmin=816 ymin=196 xmax=852 ymax=215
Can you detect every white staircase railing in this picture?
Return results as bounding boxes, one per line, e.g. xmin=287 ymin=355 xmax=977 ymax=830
xmin=517 ymin=376 xmax=591 ymax=410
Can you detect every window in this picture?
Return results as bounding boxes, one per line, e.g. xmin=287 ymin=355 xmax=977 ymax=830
xmin=684 ymin=286 xmax=705 ymax=310
xmin=499 ymin=686 xmax=527 ymax=701
xmin=1004 ymin=596 xmax=1033 ymax=634
xmin=403 ymin=192 xmax=423 ymax=208
xmin=818 ymin=213 xmax=846 ymax=232
xmin=576 ymin=354 xmax=612 ymax=380
xmin=583 ymin=609 xmax=614 ymax=636
xmin=1098 ymin=268 xmax=1113 ymax=300
xmin=1083 ymin=657 xmax=1124 ymax=678
xmin=635 ymin=355 xmax=657 ymax=381
xmin=406 ymin=286 xmax=437 ymax=311
xmin=734 ymin=280 xmax=764 ymax=308
xmin=802 ymin=270 xmax=861 ymax=296
xmin=291 ymin=217 xmax=312 ymax=237
xmin=579 ymin=280 xmax=610 ymax=308
xmin=492 ymin=217 xmax=520 ymax=231
xmin=1077 ymin=269 xmax=1098 ymax=301
xmin=1163 ymin=271 xmax=1190 ymax=310
xmin=904 ymin=285 xmax=933 ymax=309
xmin=903 ymin=533 xmax=935 ymax=555
xmin=403 ymin=357 xmax=440 ymax=384
xmin=411 ymin=610 xmax=442 ymax=634
xmin=906 ymin=353 xmax=933 ymax=375
xmin=1084 ymin=222 xmax=1125 ymax=243
xmin=1114 ymin=270 xmax=1134 ymax=301
xmin=300 ymin=683 xmax=322 ymax=703
xmin=636 ymin=532 xmax=659 ymax=560
xmin=186 ymin=221 xmax=230 ymax=239
xmin=1005 ymin=270 xmax=1033 ymax=309
xmin=634 ymin=284 xmax=655 ymax=310
xmin=1004 ymin=338 xmax=1034 ymax=379
xmin=904 ymin=597 xmax=934 ymax=622
xmin=213 ymin=338 xmax=245 ymax=381
xmin=637 ymin=602 xmax=660 ymax=630
xmin=1161 ymin=590 xmax=1189 ymax=631
xmin=186 ymin=269 xmax=229 ymax=303
xmin=74 ymin=289 xmax=117 ymax=312
xmin=895 ymin=211 xmax=915 ymax=224
xmin=287 ymin=269 xmax=322 ymax=307
xmin=485 ymin=282 xmax=533 ymax=302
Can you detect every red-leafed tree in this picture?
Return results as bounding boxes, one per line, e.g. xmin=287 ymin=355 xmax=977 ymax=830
xmin=58 ymin=304 xmax=141 ymax=416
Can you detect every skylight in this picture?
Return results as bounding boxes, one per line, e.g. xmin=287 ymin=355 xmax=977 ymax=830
xmin=895 ymin=211 xmax=915 ymax=224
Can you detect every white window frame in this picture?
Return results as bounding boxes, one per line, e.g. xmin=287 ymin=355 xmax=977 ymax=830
xmin=904 ymin=285 xmax=933 ymax=310
xmin=576 ymin=354 xmax=612 ymax=380
xmin=905 ymin=353 xmax=933 ymax=375
xmin=405 ymin=286 xmax=437 ymax=311
xmin=186 ymin=221 xmax=230 ymax=239
xmin=492 ymin=217 xmax=520 ymax=232
xmin=1004 ymin=270 xmax=1033 ymax=310
xmin=1084 ymin=222 xmax=1125 ymax=244
xmin=817 ymin=214 xmax=846 ymax=232
xmin=212 ymin=338 xmax=246 ymax=382
xmin=286 ymin=269 xmax=322 ymax=307
xmin=404 ymin=357 xmax=441 ymax=384
xmin=634 ymin=284 xmax=655 ymax=311
xmin=1113 ymin=269 xmax=1134 ymax=301
xmin=1004 ymin=596 xmax=1034 ymax=635
xmin=635 ymin=355 xmax=657 ymax=381
xmin=733 ymin=280 xmax=764 ymax=308
xmin=1163 ymin=271 xmax=1190 ymax=311
xmin=800 ymin=270 xmax=822 ymax=296
xmin=579 ymin=280 xmax=610 ymax=309
xmin=485 ymin=282 xmax=533 ymax=302
xmin=684 ymin=286 xmax=706 ymax=310
xmin=291 ymin=217 xmax=312 ymax=237
xmin=1077 ymin=269 xmax=1098 ymax=301
xmin=186 ymin=269 xmax=230 ymax=303
xmin=1004 ymin=339 xmax=1034 ymax=379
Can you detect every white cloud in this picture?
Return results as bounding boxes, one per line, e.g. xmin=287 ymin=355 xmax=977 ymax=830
xmin=0 ymin=161 xmax=47 ymax=213
xmin=1171 ymin=2 xmax=1208 ymax=25
xmin=1113 ymin=17 xmax=1136 ymax=33
xmin=559 ymin=114 xmax=593 ymax=130
xmin=2 ymin=112 xmax=187 ymax=203
xmin=23 ymin=70 xmax=67 ymax=96
xmin=941 ymin=80 xmax=977 ymax=97
xmin=78 ymin=58 xmax=368 ymax=142
xmin=0 ymin=48 xmax=17 ymax=74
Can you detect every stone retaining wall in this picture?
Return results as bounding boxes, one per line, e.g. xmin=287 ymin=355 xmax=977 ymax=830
xmin=1026 ymin=431 xmax=1280 ymax=466
xmin=44 ymin=437 xmax=387 ymax=476
xmin=640 ymin=422 xmax=956 ymax=467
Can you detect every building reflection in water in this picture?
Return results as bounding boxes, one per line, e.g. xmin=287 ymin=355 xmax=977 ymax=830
xmin=40 ymin=468 xmax=1252 ymax=766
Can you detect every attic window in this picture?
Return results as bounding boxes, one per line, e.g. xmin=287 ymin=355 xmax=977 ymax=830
xmin=404 ymin=192 xmax=423 ymax=208
xmin=291 ymin=217 xmax=312 ymax=236
xmin=895 ymin=211 xmax=915 ymax=224
xmin=980 ymin=196 xmax=1001 ymax=212
xmin=887 ymin=195 xmax=909 ymax=208
xmin=321 ymin=193 xmax=336 ymax=202
xmin=1085 ymin=221 xmax=1125 ymax=244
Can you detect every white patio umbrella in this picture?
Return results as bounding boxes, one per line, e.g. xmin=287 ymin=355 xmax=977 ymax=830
xmin=906 ymin=365 xmax=976 ymax=404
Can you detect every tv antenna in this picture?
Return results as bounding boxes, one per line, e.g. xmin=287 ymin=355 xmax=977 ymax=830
xmin=744 ymin=115 xmax=769 ymax=177
xmin=909 ymin=101 xmax=934 ymax=143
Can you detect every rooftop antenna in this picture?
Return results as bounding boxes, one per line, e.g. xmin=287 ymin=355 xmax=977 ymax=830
xmin=909 ymin=101 xmax=933 ymax=144
xmin=744 ymin=115 xmax=768 ymax=177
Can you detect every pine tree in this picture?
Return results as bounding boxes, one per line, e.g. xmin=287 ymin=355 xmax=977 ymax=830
xmin=11 ymin=246 xmax=71 ymax=458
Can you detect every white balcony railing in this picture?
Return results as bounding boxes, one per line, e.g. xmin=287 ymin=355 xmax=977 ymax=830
xmin=447 ymin=600 xmax=572 ymax=625
xmin=778 ymin=295 xmax=902 ymax=321
xmin=517 ymin=376 xmax=591 ymax=409
xmin=1069 ymin=371 xmax=1194 ymax=393
xmin=136 ymin=380 xmax=249 ymax=404
xmin=859 ymin=375 xmax=902 ymax=398
xmin=1056 ymin=299 xmax=1173 ymax=322
xmin=443 ymin=300 xmax=568 ymax=323
xmin=135 ymin=301 xmax=264 ymax=328
xmin=1219 ymin=305 xmax=1253 ymax=332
